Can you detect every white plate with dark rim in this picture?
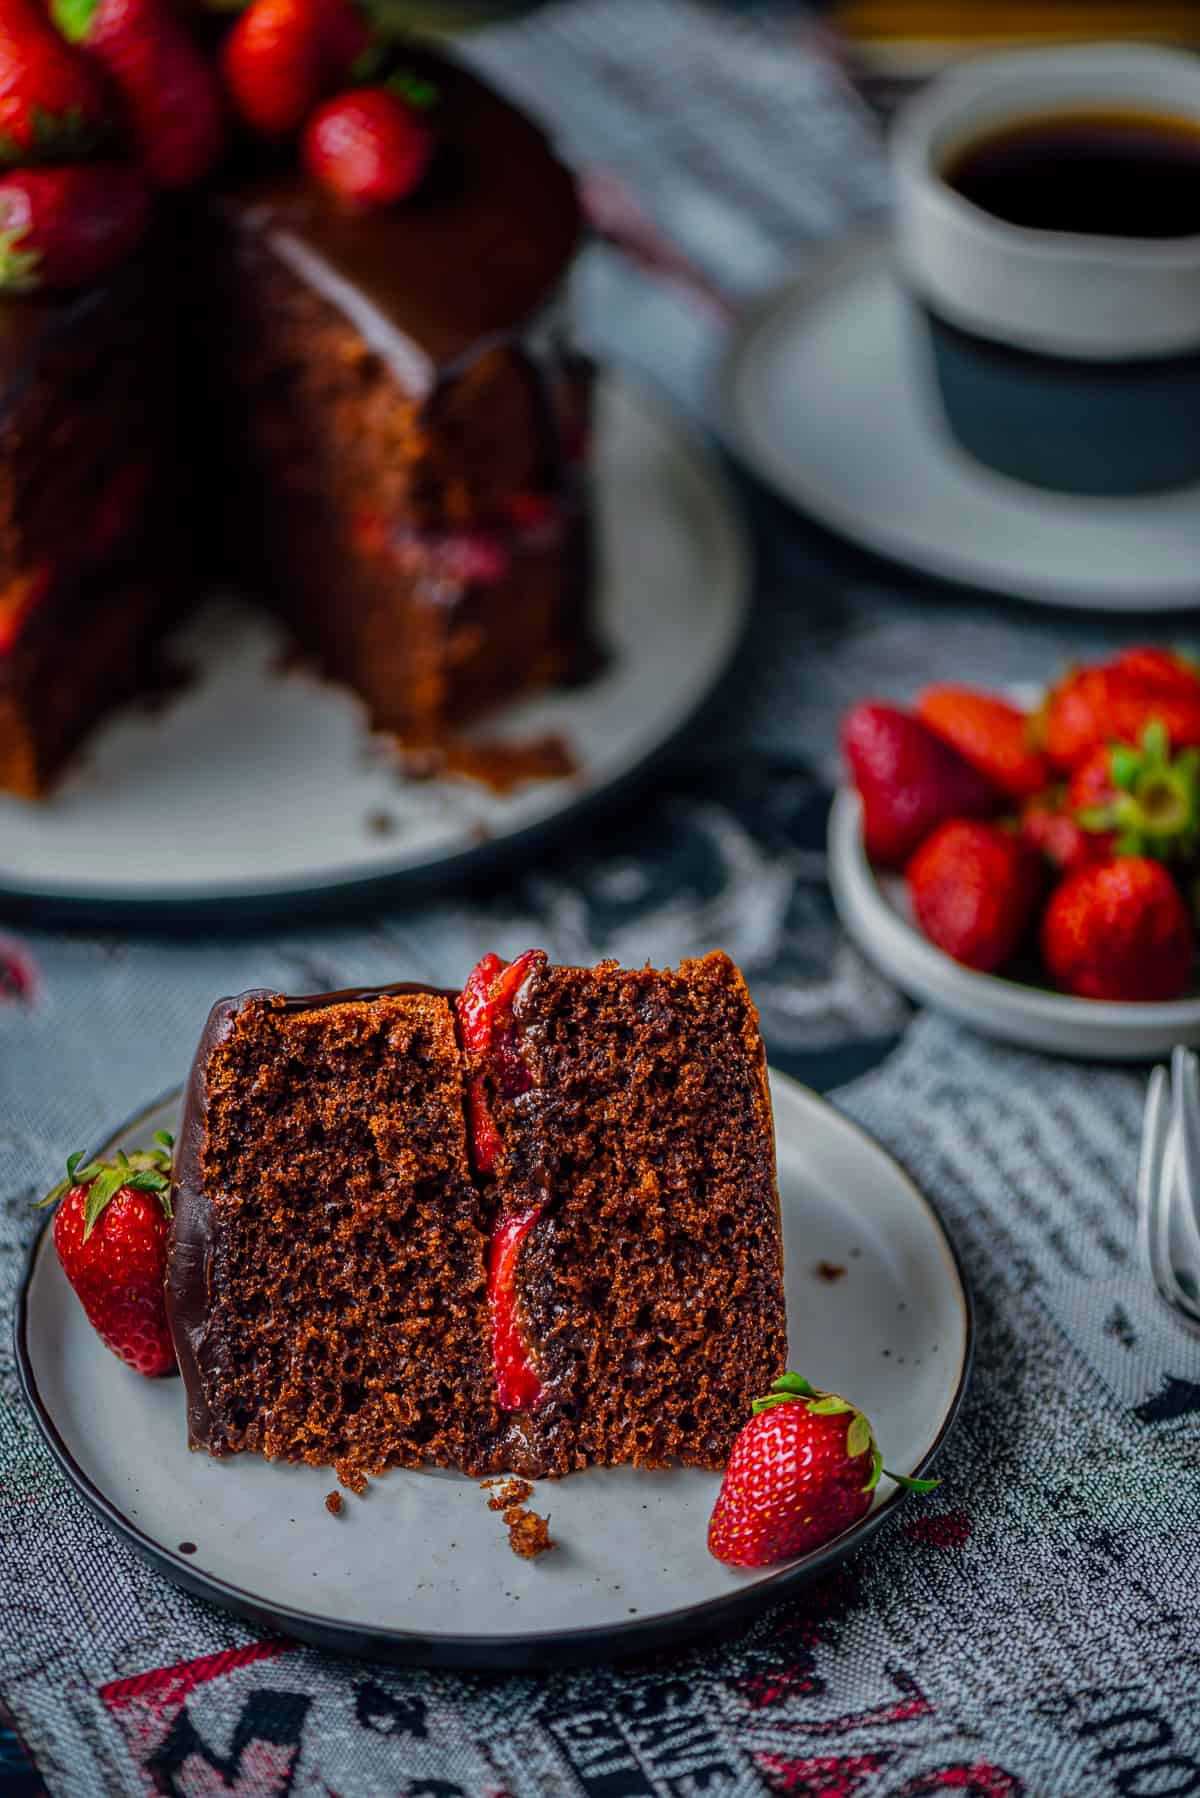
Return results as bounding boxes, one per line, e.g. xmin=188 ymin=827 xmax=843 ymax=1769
xmin=718 ymin=239 xmax=1200 ymax=613
xmin=16 ymin=1071 xmax=971 ymax=1670
xmin=829 ymin=788 xmax=1200 ymax=1061
xmin=0 ymin=373 xmax=748 ymax=924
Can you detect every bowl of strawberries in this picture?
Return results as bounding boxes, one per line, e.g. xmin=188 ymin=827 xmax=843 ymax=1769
xmin=830 ymin=646 xmax=1200 ymax=1059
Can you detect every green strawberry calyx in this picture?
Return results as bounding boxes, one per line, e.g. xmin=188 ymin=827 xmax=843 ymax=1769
xmin=1077 ymin=720 xmax=1200 ymax=860
xmin=751 ymin=1372 xmax=941 ymax=1496
xmin=0 ymin=105 xmax=101 ymax=170
xmin=0 ymin=218 xmax=39 ymax=294
xmin=50 ymin=0 xmax=100 ymax=45
xmin=37 ymin=1131 xmax=174 ymax=1240
xmin=384 ymin=70 xmax=439 ymax=109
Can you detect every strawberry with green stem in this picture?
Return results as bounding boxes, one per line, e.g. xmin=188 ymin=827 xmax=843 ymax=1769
xmin=1041 ymin=662 xmax=1200 ymax=773
xmin=1071 ymin=719 xmax=1200 ymax=863
xmin=0 ymin=0 xmax=109 ymax=167
xmin=54 ymin=0 xmax=224 ymax=188
xmin=303 ymin=83 xmax=432 ymax=209
xmin=39 ymin=1132 xmax=176 ymax=1376
xmin=708 ymin=1372 xmax=939 ymax=1568
xmin=0 ymin=162 xmax=148 ymax=290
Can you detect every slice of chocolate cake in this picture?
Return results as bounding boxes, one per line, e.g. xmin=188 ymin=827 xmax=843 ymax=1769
xmin=459 ymin=951 xmax=787 ymax=1477
xmin=168 ymin=952 xmax=786 ymax=1484
xmin=168 ymin=984 xmax=498 ymax=1486
xmin=204 ymin=46 xmax=600 ymax=753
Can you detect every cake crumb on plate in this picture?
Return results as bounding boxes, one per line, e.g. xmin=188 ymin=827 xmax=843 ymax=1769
xmin=325 ymin=1491 xmax=343 ymax=1516
xmin=483 ymin=1477 xmax=533 ymax=1512
xmin=481 ymin=1480 xmax=555 ymax=1556
xmin=505 ymin=1505 xmax=555 ymax=1559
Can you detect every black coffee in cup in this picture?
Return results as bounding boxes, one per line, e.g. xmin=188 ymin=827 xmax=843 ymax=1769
xmin=894 ymin=49 xmax=1200 ymax=498
xmin=942 ymin=109 xmax=1200 ymax=240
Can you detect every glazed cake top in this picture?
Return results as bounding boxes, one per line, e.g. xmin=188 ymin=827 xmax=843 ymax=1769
xmin=0 ymin=44 xmax=582 ymax=391
xmin=224 ymin=45 xmax=583 ymax=371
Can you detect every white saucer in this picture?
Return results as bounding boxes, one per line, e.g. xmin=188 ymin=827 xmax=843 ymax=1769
xmin=719 ymin=240 xmax=1200 ymax=613
xmin=829 ymin=788 xmax=1200 ymax=1061
xmin=0 ymin=374 xmax=748 ymax=918
xmin=17 ymin=1074 xmax=970 ymax=1669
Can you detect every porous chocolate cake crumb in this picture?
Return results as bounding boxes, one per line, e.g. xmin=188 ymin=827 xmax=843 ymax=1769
xmin=335 ymin=1459 xmax=369 ymax=1497
xmin=325 ymin=1491 xmax=343 ymax=1516
xmin=169 ymin=986 xmax=497 ymax=1484
xmin=476 ymin=951 xmax=787 ymax=1476
xmin=504 ymin=1506 xmax=555 ymax=1558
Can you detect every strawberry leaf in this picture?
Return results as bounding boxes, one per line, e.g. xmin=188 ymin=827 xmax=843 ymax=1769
xmin=884 ymin=1469 xmax=942 ymax=1494
xmin=1110 ymin=745 xmax=1140 ymax=792
xmin=0 ymin=215 xmax=41 ymax=294
xmin=770 ymin=1372 xmax=815 ymax=1397
xmin=83 ymin=1165 xmax=128 ymax=1238
xmin=39 ymin=1136 xmax=173 ymax=1230
xmin=125 ymin=1169 xmax=169 ymax=1192
xmin=862 ymin=1446 xmax=883 ymax=1493
xmin=386 ymin=70 xmax=439 ymax=109
xmin=51 ymin=0 xmax=100 ymax=44
xmin=1143 ymin=717 xmax=1170 ymax=763
xmin=36 ymin=1149 xmax=89 ymax=1207
xmin=806 ymin=1395 xmax=853 ymax=1416
xmin=154 ymin=1131 xmax=174 ymax=1151
xmin=846 ymin=1412 xmax=872 ymax=1459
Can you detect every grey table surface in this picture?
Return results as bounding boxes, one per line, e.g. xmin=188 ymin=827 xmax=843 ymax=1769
xmin=2 ymin=4 xmax=1198 ymax=1795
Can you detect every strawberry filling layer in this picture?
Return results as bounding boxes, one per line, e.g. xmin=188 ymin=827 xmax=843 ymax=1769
xmin=457 ymin=949 xmax=543 ymax=1412
xmin=488 ymin=1208 xmax=543 ymax=1411
xmin=0 ymin=562 xmax=53 ymax=656
xmin=350 ymin=495 xmax=567 ymax=587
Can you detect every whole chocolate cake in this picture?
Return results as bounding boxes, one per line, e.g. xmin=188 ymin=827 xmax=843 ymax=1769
xmin=168 ymin=953 xmax=787 ymax=1485
xmin=0 ymin=22 xmax=597 ymax=796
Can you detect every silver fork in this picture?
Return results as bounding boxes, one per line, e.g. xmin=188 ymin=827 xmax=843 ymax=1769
xmin=1137 ymin=1046 xmax=1200 ymax=1336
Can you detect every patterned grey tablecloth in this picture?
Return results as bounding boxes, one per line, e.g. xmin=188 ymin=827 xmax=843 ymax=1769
xmin=3 ymin=5 xmax=1200 ymax=1794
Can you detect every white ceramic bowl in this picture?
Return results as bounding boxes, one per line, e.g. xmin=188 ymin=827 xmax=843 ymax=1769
xmin=828 ymin=788 xmax=1200 ymax=1062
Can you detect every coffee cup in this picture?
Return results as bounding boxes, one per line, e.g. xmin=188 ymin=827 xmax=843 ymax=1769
xmin=892 ymin=44 xmax=1200 ymax=496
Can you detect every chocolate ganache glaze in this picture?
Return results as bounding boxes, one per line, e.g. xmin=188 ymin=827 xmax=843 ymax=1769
xmin=219 ymin=45 xmax=582 ymax=380
xmin=167 ymin=982 xmax=455 ymax=1453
